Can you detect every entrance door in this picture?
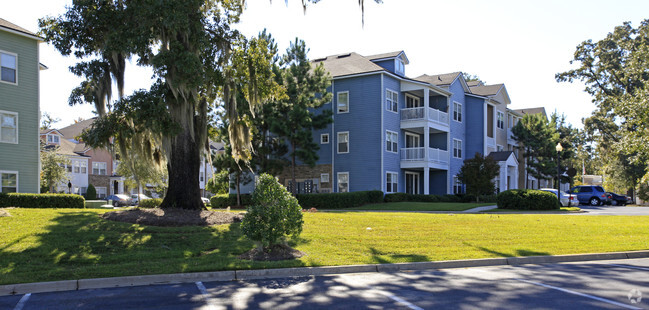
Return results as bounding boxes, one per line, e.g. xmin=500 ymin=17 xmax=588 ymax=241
xmin=405 ymin=133 xmax=420 ymax=148
xmin=406 ymin=95 xmax=422 ymax=108
xmin=405 ymin=172 xmax=420 ymax=194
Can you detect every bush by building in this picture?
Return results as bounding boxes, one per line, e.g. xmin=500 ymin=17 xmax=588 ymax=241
xmin=497 ymin=189 xmax=559 ymax=210
xmin=0 ymin=193 xmax=85 ymax=209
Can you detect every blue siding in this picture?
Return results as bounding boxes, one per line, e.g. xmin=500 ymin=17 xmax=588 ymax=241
xmin=465 ymin=96 xmax=485 ymax=159
xmin=448 ymin=80 xmax=467 ymax=186
xmin=313 ymin=99 xmax=333 ymax=164
xmin=373 ymin=59 xmax=395 ymax=74
xmin=332 ymin=75 xmax=382 ymax=192
xmin=382 ymin=75 xmax=402 ymax=192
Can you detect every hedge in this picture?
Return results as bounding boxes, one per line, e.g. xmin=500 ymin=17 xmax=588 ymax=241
xmin=0 ymin=193 xmax=85 ymax=209
xmin=210 ymin=194 xmax=253 ymax=208
xmin=496 ymin=189 xmax=559 ymax=210
xmin=296 ymin=190 xmax=384 ymax=209
xmin=383 ymin=193 xmax=496 ymax=203
xmin=138 ymin=198 xmax=163 ymax=208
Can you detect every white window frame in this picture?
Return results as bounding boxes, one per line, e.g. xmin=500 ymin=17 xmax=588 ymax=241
xmin=73 ymin=160 xmax=81 ymax=174
xmin=47 ymin=134 xmax=60 ymax=144
xmin=386 ymin=89 xmax=398 ymax=113
xmin=453 ymin=176 xmax=464 ymax=194
xmin=80 ymin=161 xmax=87 ymax=174
xmin=0 ymin=171 xmax=18 ymax=193
xmin=0 ymin=51 xmax=17 ymax=85
xmin=0 ymin=110 xmax=18 ymax=144
xmin=453 ymin=101 xmax=462 ymax=122
xmin=497 ymin=144 xmax=504 ymax=152
xmin=497 ymin=111 xmax=505 ymax=130
xmin=395 ymin=58 xmax=405 ymax=74
xmin=96 ymin=187 xmax=107 ymax=199
xmin=337 ymin=172 xmax=349 ymax=193
xmin=453 ymin=139 xmax=463 ymax=159
xmin=337 ymin=131 xmax=349 ymax=154
xmin=386 ymin=171 xmax=398 ymax=193
xmin=337 ymin=91 xmax=349 ymax=114
xmin=320 ymin=173 xmax=329 ymax=183
xmin=386 ymin=130 xmax=398 ymax=153
xmin=405 ymin=94 xmax=421 ymax=108
xmin=320 ymin=133 xmax=329 ymax=144
xmin=92 ymin=162 xmax=107 ymax=175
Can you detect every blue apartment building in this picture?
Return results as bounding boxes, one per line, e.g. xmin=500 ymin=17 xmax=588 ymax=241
xmin=276 ymin=50 xmax=523 ymax=195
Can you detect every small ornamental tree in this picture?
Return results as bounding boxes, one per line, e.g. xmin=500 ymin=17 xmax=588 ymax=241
xmin=86 ymin=184 xmax=97 ymax=200
xmin=241 ymin=174 xmax=303 ymax=249
xmin=457 ymin=153 xmax=501 ymax=202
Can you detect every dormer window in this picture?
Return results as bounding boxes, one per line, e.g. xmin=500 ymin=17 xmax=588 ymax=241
xmin=47 ymin=134 xmax=60 ymax=144
xmin=395 ymin=58 xmax=405 ymax=75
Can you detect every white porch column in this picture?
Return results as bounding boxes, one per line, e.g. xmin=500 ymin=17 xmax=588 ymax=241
xmin=424 ymin=168 xmax=430 ymax=195
xmin=423 ymin=88 xmax=430 ymax=195
xmin=423 ymin=88 xmax=429 ymax=120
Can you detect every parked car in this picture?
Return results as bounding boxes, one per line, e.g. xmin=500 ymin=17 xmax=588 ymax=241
xmin=606 ymin=192 xmax=631 ymax=206
xmin=130 ymin=194 xmax=152 ymax=206
xmin=201 ymin=197 xmax=210 ymax=206
xmin=540 ymin=188 xmax=579 ymax=207
xmin=105 ymin=194 xmax=131 ymax=207
xmin=569 ymin=185 xmax=611 ymax=206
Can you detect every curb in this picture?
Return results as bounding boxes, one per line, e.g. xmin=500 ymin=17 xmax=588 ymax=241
xmin=2 ymin=250 xmax=648 ymax=296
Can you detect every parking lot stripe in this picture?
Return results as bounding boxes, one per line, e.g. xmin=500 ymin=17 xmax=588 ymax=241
xmin=13 ymin=293 xmax=31 ymax=310
xmin=195 ymin=281 xmax=219 ymax=310
xmin=369 ymin=286 xmax=424 ymax=310
xmin=608 ymin=264 xmax=649 ymax=272
xmin=515 ymin=279 xmax=641 ymax=310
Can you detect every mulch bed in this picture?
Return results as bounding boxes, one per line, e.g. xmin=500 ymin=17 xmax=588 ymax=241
xmin=238 ymin=244 xmax=305 ymax=261
xmin=101 ymin=208 xmax=243 ymax=227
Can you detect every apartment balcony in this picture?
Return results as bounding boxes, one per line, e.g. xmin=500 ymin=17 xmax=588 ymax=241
xmin=400 ymin=107 xmax=449 ymax=132
xmin=507 ymin=128 xmax=517 ymax=146
xmin=400 ymin=147 xmax=449 ymax=170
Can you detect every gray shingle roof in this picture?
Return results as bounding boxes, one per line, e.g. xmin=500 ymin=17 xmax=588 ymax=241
xmin=469 ymin=84 xmax=504 ymax=97
xmin=415 ymin=72 xmax=461 ymax=86
xmin=513 ymin=107 xmax=547 ymax=116
xmin=0 ymin=18 xmax=42 ymax=40
xmin=466 ymin=80 xmax=483 ymax=87
xmin=58 ymin=118 xmax=97 ymax=140
xmin=312 ymin=52 xmax=386 ymax=78
xmin=366 ymin=51 xmax=404 ymax=61
xmin=487 ymin=151 xmax=515 ymax=162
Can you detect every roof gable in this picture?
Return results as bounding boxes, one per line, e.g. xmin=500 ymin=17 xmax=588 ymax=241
xmin=0 ymin=18 xmax=43 ymax=41
xmin=366 ymin=50 xmax=409 ymax=64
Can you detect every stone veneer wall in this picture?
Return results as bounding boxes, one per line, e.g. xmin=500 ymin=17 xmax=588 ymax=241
xmin=277 ymin=164 xmax=333 ymax=193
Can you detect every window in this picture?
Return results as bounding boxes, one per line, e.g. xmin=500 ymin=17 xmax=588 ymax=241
xmin=73 ymin=161 xmax=81 ymax=173
xmin=200 ymin=172 xmax=204 ymax=182
xmin=386 ymin=131 xmax=398 ymax=153
xmin=453 ymin=102 xmax=462 ymax=122
xmin=386 ymin=172 xmax=398 ymax=193
xmin=395 ymin=59 xmax=405 ymax=74
xmin=337 ymin=91 xmax=349 ymax=113
xmin=406 ymin=95 xmax=421 ymax=108
xmin=1 ymin=52 xmax=17 ymax=84
xmin=320 ymin=173 xmax=329 ymax=183
xmin=80 ymin=161 xmax=87 ymax=174
xmin=47 ymin=134 xmax=60 ymax=144
xmin=0 ymin=111 xmax=17 ymax=143
xmin=453 ymin=176 xmax=464 ymax=194
xmin=337 ymin=172 xmax=349 ymax=193
xmin=1 ymin=172 xmax=17 ymax=193
xmin=92 ymin=162 xmax=107 ymax=175
xmin=453 ymin=139 xmax=462 ymax=158
xmin=96 ymin=187 xmax=107 ymax=199
xmin=497 ymin=145 xmax=504 ymax=152
xmin=320 ymin=133 xmax=329 ymax=144
xmin=337 ymin=132 xmax=349 ymax=154
xmin=386 ymin=89 xmax=398 ymax=112
xmin=497 ymin=111 xmax=505 ymax=129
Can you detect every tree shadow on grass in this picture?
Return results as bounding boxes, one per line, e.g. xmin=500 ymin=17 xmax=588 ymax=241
xmin=463 ymin=242 xmax=550 ymax=258
xmin=368 ymin=247 xmax=429 ymax=264
xmin=0 ymin=210 xmax=307 ymax=285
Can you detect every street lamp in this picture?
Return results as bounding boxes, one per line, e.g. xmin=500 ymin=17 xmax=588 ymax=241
xmin=556 ymin=142 xmax=563 ymax=205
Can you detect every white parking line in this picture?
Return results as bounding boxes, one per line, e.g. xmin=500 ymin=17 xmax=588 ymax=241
xmin=515 ymin=279 xmax=642 ymax=310
xmin=13 ymin=293 xmax=31 ymax=310
xmin=368 ymin=286 xmax=424 ymax=310
xmin=608 ymin=264 xmax=649 ymax=272
xmin=195 ymin=281 xmax=220 ymax=310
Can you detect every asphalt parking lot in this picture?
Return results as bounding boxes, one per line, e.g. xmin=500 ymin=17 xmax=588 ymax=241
xmin=2 ymin=258 xmax=647 ymax=309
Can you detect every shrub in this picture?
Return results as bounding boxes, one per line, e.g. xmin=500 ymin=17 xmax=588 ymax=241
xmin=497 ymin=189 xmax=559 ymax=210
xmin=384 ymin=193 xmax=410 ymax=202
xmin=0 ymin=193 xmax=85 ymax=209
xmin=85 ymin=184 xmax=97 ymax=200
xmin=210 ymin=194 xmax=252 ymax=208
xmin=138 ymin=198 xmax=163 ymax=208
xmin=296 ymin=190 xmax=383 ymax=209
xmin=241 ymin=174 xmax=304 ymax=248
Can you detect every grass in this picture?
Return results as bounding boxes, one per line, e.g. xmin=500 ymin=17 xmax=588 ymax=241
xmin=347 ymin=202 xmax=494 ymax=211
xmin=484 ymin=207 xmax=582 ymax=212
xmin=1 ymin=208 xmax=649 ymax=284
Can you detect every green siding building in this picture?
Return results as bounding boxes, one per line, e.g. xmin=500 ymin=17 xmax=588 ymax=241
xmin=0 ymin=19 xmax=44 ymax=193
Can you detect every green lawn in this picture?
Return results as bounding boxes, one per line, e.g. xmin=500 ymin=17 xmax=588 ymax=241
xmin=484 ymin=207 xmax=582 ymax=212
xmin=1 ymin=208 xmax=649 ymax=285
xmin=348 ymin=202 xmax=493 ymax=211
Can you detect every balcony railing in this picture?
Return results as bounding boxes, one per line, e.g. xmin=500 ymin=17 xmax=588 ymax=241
xmin=401 ymin=107 xmax=449 ymax=125
xmin=401 ymin=147 xmax=449 ymax=164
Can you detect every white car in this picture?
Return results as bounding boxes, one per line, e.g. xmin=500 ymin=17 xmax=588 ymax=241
xmin=201 ymin=197 xmax=210 ymax=206
xmin=130 ymin=194 xmax=152 ymax=206
xmin=540 ymin=188 xmax=579 ymax=207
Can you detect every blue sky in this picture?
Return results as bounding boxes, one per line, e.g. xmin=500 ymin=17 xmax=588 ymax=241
xmin=5 ymin=0 xmax=649 ymax=128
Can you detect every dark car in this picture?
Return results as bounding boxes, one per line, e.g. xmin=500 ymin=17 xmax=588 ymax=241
xmin=606 ymin=192 xmax=631 ymax=206
xmin=105 ymin=194 xmax=131 ymax=207
xmin=570 ymin=185 xmax=611 ymax=206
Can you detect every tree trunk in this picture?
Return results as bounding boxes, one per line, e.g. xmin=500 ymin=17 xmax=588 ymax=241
xmin=160 ymin=122 xmax=203 ymax=210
